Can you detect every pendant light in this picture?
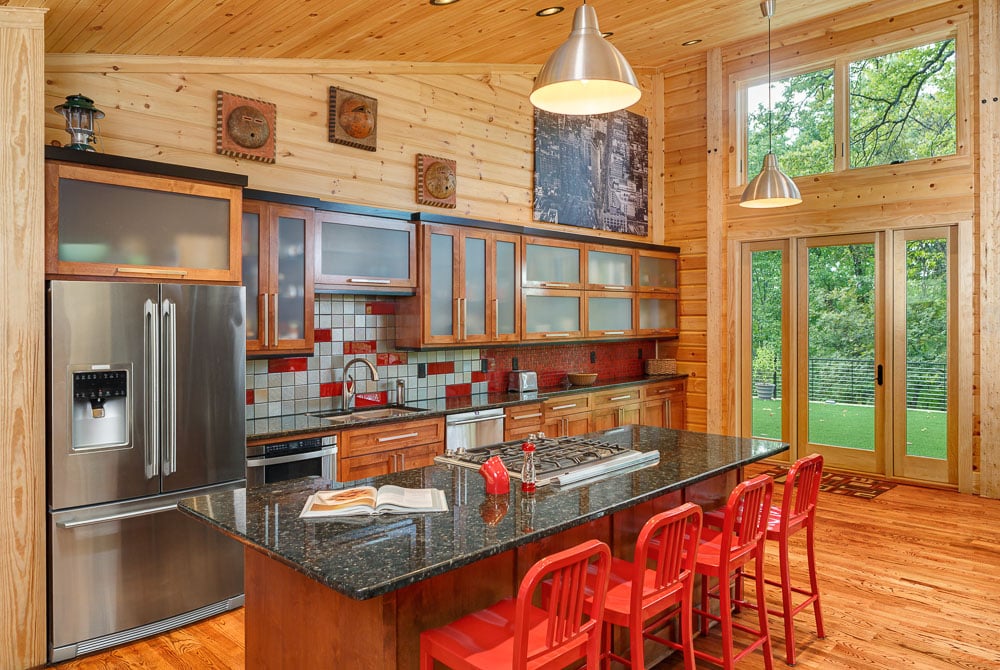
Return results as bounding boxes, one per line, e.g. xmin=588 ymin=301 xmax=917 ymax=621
xmin=740 ymin=0 xmax=802 ymax=208
xmin=529 ymin=2 xmax=641 ymax=116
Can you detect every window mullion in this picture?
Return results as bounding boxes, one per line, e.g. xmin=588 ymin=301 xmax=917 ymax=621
xmin=834 ymin=57 xmax=850 ymax=173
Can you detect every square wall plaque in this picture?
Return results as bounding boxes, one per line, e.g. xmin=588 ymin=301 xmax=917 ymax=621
xmin=416 ymin=154 xmax=457 ymax=208
xmin=329 ymin=87 xmax=377 ymax=151
xmin=216 ymin=91 xmax=276 ymax=163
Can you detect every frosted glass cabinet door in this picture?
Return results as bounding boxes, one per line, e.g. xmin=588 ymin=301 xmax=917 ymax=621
xmin=276 ymin=214 xmax=307 ymax=342
xmin=464 ymin=235 xmax=487 ymax=338
xmin=587 ymin=295 xmax=635 ymax=337
xmin=523 ymin=238 xmax=582 ymax=288
xmin=47 ymin=162 xmax=241 ymax=282
xmin=637 ymin=252 xmax=679 ymax=291
xmin=428 ymin=232 xmax=456 ymax=340
xmin=242 ymin=209 xmax=262 ymax=343
xmin=587 ymin=248 xmax=634 ymax=290
xmin=523 ymin=291 xmax=583 ymax=340
xmin=638 ymin=297 xmax=679 ymax=335
xmin=494 ymin=236 xmax=520 ymax=340
xmin=314 ymin=212 xmax=416 ymax=290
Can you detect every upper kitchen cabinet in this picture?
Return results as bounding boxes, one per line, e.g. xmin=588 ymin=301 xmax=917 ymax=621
xmin=397 ymin=223 xmax=520 ymax=347
xmin=243 ymin=200 xmax=314 ymax=356
xmin=636 ymin=250 xmax=679 ymax=293
xmin=585 ymin=244 xmax=634 ymax=292
xmin=45 ymin=151 xmax=245 ymax=282
xmin=521 ymin=237 xmax=584 ymax=290
xmin=314 ymin=209 xmax=416 ymax=293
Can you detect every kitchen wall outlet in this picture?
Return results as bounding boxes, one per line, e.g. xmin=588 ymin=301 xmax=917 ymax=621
xmin=638 ymin=348 xmax=643 ymax=359
xmin=512 ymin=357 xmax=519 ymax=370
xmin=590 ymin=351 xmax=596 ymax=364
xmin=480 ymin=358 xmax=489 ymax=373
xmin=417 ymin=363 xmax=427 ymax=378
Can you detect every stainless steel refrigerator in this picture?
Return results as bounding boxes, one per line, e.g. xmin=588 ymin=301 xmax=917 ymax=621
xmin=47 ymin=280 xmax=247 ymax=662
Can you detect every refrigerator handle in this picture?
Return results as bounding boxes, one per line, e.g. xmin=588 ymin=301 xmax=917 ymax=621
xmin=143 ymin=299 xmax=160 ymax=479
xmin=162 ymin=298 xmax=178 ymax=476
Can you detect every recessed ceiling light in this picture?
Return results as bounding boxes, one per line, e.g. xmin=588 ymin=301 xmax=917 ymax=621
xmin=429 ymin=0 xmax=460 ymax=5
xmin=536 ymin=6 xmax=565 ymax=17
xmin=681 ymin=39 xmax=703 ymax=46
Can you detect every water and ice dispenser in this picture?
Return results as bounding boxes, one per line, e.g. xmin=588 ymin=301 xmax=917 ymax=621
xmin=71 ymin=369 xmax=129 ymax=450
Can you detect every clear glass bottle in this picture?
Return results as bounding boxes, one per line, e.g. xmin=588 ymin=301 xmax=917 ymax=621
xmin=521 ymin=440 xmax=536 ymax=493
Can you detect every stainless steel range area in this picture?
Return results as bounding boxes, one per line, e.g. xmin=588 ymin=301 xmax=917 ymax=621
xmin=435 ymin=434 xmax=660 ymax=487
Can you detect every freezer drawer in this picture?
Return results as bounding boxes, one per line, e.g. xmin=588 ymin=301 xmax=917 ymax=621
xmin=49 ymin=488 xmax=244 ymax=660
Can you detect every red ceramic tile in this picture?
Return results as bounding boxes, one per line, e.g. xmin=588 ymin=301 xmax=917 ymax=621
xmin=355 ymin=392 xmax=388 ymax=406
xmin=480 ymin=340 xmax=657 ymax=390
xmin=314 ymin=328 xmax=332 ymax=342
xmin=427 ymin=361 xmax=455 ymax=376
xmin=377 ymin=352 xmax=408 ymax=366
xmin=345 ymin=341 xmax=377 ymax=355
xmin=365 ymin=302 xmax=396 ymax=315
xmin=446 ymin=383 xmax=472 ymax=397
xmin=246 ymin=389 xmax=255 ymax=405
xmin=471 ymin=371 xmax=487 ymax=383
xmin=268 ymin=357 xmax=307 ymax=373
xmin=320 ymin=382 xmax=343 ymax=397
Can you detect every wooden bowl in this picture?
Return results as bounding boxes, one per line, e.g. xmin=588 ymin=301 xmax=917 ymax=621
xmin=567 ymin=373 xmax=598 ymax=387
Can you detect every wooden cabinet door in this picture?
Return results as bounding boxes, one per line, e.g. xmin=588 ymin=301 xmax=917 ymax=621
xmin=642 ymin=379 xmax=687 ymax=429
xmin=522 ymin=289 xmax=584 ymax=341
xmin=339 ymin=452 xmax=394 ymax=482
xmin=422 ymin=225 xmax=461 ymax=345
xmin=314 ymin=211 xmax=416 ymax=291
xmin=395 ymin=442 xmax=442 ymax=472
xmin=522 ymin=237 xmax=584 ymax=289
xmin=564 ymin=412 xmax=592 ymax=437
xmin=594 ymin=403 xmax=641 ymax=430
xmin=505 ymin=403 xmax=543 ymax=441
xmin=339 ymin=418 xmax=444 ymax=458
xmin=585 ymin=244 xmax=635 ymax=291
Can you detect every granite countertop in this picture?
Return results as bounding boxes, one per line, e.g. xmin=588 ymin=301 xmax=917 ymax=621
xmin=180 ymin=424 xmax=786 ymax=601
xmin=247 ymin=373 xmax=688 ymax=441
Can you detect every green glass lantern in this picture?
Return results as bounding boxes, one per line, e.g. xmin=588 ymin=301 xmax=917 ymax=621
xmin=54 ymin=94 xmax=105 ymax=151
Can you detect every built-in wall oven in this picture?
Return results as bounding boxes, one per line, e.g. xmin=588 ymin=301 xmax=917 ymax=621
xmin=246 ymin=435 xmax=337 ymax=486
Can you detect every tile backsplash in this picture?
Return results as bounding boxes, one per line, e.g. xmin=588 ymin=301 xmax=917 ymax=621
xmin=246 ymin=294 xmax=659 ymax=425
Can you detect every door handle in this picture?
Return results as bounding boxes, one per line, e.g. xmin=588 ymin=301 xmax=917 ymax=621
xmin=143 ymin=299 xmax=159 ymax=479
xmin=162 ymin=299 xmax=178 ymax=476
xmin=261 ymin=293 xmax=269 ymax=347
xmin=876 ymin=364 xmax=884 ymax=386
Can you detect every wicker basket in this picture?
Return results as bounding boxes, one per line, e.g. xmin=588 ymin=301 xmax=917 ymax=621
xmin=645 ymin=358 xmax=677 ymax=376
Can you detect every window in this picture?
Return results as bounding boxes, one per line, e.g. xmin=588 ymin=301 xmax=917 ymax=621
xmin=738 ymin=32 xmax=959 ymax=185
xmin=849 ymin=38 xmax=956 ymax=168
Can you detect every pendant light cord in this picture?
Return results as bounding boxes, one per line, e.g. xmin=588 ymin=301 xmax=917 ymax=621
xmin=767 ymin=12 xmax=773 ymax=153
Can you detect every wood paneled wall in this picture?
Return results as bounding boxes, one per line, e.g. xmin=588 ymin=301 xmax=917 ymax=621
xmin=42 ymin=56 xmax=662 ymax=245
xmin=0 ymin=7 xmax=46 ymax=669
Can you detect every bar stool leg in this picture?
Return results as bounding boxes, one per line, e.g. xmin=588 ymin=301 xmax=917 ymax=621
xmin=719 ymin=574 xmax=736 ymax=670
xmin=778 ymin=536 xmax=797 ymax=665
xmin=807 ymin=522 xmax=826 ymax=640
xmin=754 ymin=557 xmax=775 ymax=670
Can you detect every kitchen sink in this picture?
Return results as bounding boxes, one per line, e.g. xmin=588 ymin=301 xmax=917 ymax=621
xmin=310 ymin=406 xmax=425 ymax=424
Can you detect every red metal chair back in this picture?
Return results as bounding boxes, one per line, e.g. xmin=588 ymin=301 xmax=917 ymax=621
xmin=719 ymin=474 xmax=774 ymax=566
xmin=632 ymin=502 xmax=702 ymax=613
xmin=513 ymin=538 xmax=612 ymax=669
xmin=780 ymin=453 xmax=824 ymax=532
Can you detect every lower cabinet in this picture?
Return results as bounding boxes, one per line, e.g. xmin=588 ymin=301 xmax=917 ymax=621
xmin=591 ymin=386 xmax=643 ymax=432
xmin=541 ymin=394 xmax=592 ymax=437
xmin=505 ymin=403 xmax=544 ymax=441
xmin=640 ymin=379 xmax=687 ymax=429
xmin=337 ymin=418 xmax=444 ymax=482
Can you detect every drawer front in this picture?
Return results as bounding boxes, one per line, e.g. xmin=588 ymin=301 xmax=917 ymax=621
xmin=340 ymin=418 xmax=444 ymax=457
xmin=592 ymin=386 xmax=641 ymax=407
xmin=397 ymin=442 xmax=443 ymax=472
xmin=338 ymin=452 xmax=393 ymax=482
xmin=542 ymin=394 xmax=593 ymax=418
xmin=505 ymin=403 xmax=544 ymax=432
xmin=643 ymin=379 xmax=686 ymax=399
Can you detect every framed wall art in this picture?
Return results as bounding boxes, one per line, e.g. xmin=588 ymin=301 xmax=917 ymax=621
xmin=416 ymin=154 xmax=457 ymax=208
xmin=216 ymin=91 xmax=276 ymax=164
xmin=533 ymin=108 xmax=649 ymax=236
xmin=329 ymin=87 xmax=377 ymax=151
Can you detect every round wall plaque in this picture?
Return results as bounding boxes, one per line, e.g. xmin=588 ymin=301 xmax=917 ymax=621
xmin=227 ymin=105 xmax=270 ymax=149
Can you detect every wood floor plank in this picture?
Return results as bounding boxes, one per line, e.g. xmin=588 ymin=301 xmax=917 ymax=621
xmin=51 ymin=465 xmax=1000 ymax=669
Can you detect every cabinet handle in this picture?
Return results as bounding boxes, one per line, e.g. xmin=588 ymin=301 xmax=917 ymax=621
xmin=544 ymin=332 xmax=570 ymax=338
xmin=399 ymin=453 xmax=406 ymax=470
xmin=551 ymin=403 xmax=577 ymax=411
xmin=461 ymin=298 xmax=467 ymax=340
xmin=512 ymin=412 xmax=543 ymax=420
xmin=261 ymin=294 xmax=269 ymax=347
xmin=377 ymin=432 xmax=420 ymax=443
xmin=617 ymin=408 xmax=624 ymax=424
xmin=347 ymin=278 xmax=391 ymax=285
xmin=602 ymin=331 xmax=626 ymax=336
xmin=541 ymin=282 xmax=569 ymax=288
xmin=116 ymin=267 xmax=188 ymax=277
xmin=610 ymin=395 xmax=632 ymax=402
xmin=561 ymin=417 xmax=569 ymax=436
xmin=272 ymin=294 xmax=278 ymax=342
xmin=602 ymin=285 xmax=626 ymax=291
xmin=664 ymin=399 xmax=672 ymax=428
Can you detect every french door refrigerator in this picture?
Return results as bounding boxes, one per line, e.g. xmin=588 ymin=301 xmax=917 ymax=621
xmin=47 ymin=280 xmax=247 ymax=662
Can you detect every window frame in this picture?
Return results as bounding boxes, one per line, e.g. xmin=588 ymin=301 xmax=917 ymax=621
xmin=728 ymin=17 xmax=969 ymax=193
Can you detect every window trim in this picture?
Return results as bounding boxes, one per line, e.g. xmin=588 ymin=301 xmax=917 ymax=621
xmin=728 ymin=16 xmax=970 ymax=193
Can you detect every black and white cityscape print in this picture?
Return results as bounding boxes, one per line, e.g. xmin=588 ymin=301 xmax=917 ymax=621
xmin=533 ymin=108 xmax=649 ymax=236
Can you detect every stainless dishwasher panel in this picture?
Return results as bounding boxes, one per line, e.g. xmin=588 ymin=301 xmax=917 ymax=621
xmin=445 ymin=408 xmax=505 ymax=453
xmin=48 ymin=484 xmax=245 ymax=661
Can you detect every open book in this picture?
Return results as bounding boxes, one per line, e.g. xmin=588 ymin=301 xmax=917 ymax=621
xmin=299 ymin=485 xmax=448 ymax=518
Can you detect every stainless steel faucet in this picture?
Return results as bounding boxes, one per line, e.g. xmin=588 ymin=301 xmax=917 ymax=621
xmin=342 ymin=357 xmax=379 ymax=411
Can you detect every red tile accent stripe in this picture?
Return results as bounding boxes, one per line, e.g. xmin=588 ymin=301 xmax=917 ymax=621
xmin=471 ymin=371 xmax=487 ymax=383
xmin=427 ymin=361 xmax=455 ymax=376
xmin=377 ymin=352 xmax=408 ymax=366
xmin=345 ymin=341 xmax=377 ymax=355
xmin=320 ymin=382 xmax=342 ymax=397
xmin=365 ymin=302 xmax=396 ymax=315
xmin=246 ymin=389 xmax=255 ymax=405
xmin=445 ymin=383 xmax=472 ymax=397
xmin=314 ymin=328 xmax=333 ymax=342
xmin=268 ymin=357 xmax=308 ymax=373
xmin=355 ymin=392 xmax=388 ymax=406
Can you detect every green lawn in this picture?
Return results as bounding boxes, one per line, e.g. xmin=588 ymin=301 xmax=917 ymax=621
xmin=751 ymin=399 xmax=947 ymax=459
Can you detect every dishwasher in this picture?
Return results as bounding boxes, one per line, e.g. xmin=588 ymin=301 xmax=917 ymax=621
xmin=445 ymin=408 xmax=505 ymax=453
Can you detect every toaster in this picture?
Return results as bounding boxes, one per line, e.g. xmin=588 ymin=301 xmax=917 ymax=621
xmin=508 ymin=370 xmax=538 ymax=392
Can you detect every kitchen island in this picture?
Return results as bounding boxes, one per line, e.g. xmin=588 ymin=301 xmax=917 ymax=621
xmin=179 ymin=425 xmax=786 ymax=669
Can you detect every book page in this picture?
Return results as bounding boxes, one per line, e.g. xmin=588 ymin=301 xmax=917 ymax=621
xmin=302 ymin=486 xmax=378 ymax=516
xmin=374 ymin=485 xmax=446 ymax=512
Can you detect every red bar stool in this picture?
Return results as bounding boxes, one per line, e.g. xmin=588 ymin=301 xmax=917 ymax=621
xmin=419 ymin=539 xmax=612 ymax=670
xmin=587 ymin=502 xmax=702 ymax=670
xmin=692 ymin=473 xmax=775 ymax=670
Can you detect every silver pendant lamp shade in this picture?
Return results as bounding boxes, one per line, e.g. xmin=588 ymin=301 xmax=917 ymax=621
xmin=529 ymin=3 xmax=641 ymax=116
xmin=739 ymin=0 xmax=801 ymax=208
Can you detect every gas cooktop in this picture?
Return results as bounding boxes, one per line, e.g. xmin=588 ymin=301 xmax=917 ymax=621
xmin=435 ymin=435 xmax=659 ymax=487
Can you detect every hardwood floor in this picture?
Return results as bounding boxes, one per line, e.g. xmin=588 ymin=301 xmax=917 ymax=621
xmin=53 ymin=465 xmax=1000 ymax=669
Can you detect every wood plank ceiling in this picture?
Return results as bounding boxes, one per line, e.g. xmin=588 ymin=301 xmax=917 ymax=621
xmin=10 ymin=0 xmax=904 ymax=69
